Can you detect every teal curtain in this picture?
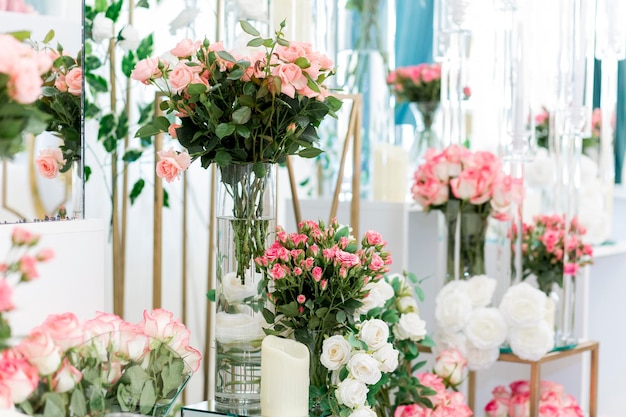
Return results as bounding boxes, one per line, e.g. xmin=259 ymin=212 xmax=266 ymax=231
xmin=616 ymin=61 xmax=626 ymax=184
xmin=394 ymin=0 xmax=434 ymax=125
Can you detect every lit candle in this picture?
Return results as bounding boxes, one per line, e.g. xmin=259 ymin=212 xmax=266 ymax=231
xmin=261 ymin=335 xmax=310 ymax=417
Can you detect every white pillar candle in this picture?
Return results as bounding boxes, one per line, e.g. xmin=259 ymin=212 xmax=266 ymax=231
xmin=261 ymin=335 xmax=310 ymax=417
xmin=372 ymin=143 xmax=410 ymax=202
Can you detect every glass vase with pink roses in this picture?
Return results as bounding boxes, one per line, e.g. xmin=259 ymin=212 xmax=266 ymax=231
xmin=411 ymin=144 xmax=522 ymax=282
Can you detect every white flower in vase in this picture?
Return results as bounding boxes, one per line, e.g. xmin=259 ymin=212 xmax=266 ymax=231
xmin=358 ymin=319 xmax=389 ymax=351
xmin=466 ymin=275 xmax=497 ymax=307
xmin=221 ymin=271 xmax=259 ymax=304
xmin=214 ymin=312 xmax=266 ymax=345
xmin=393 ymin=312 xmax=427 ymax=342
xmin=499 ymin=282 xmax=547 ymax=328
xmin=525 ymin=148 xmax=556 ymax=189
xmin=396 ymin=295 xmax=419 ymax=314
xmin=464 ymin=340 xmax=500 ymax=371
xmin=118 ymin=24 xmax=140 ymax=50
xmin=321 ymin=335 xmax=352 ymax=371
xmin=349 ymin=406 xmax=378 ymax=417
xmin=347 ymin=352 xmax=382 ymax=385
xmin=508 ymin=322 xmax=555 ymax=361
xmin=463 ymin=307 xmax=507 ymax=350
xmin=335 ymin=377 xmax=368 ymax=408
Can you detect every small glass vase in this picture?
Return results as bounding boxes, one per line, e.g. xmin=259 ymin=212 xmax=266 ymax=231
xmin=444 ymin=201 xmax=488 ymax=282
xmin=549 ymin=272 xmax=578 ymax=349
xmin=214 ymin=163 xmax=276 ymax=413
xmin=299 ymin=330 xmax=331 ymax=417
xmin=71 ymin=157 xmax=84 ymax=219
xmin=409 ymin=101 xmax=441 ymax=165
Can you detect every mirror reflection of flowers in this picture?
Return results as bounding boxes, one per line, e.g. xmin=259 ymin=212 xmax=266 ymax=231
xmin=34 ymin=35 xmax=83 ymax=179
xmin=386 ymin=63 xmax=471 ymax=103
xmin=484 ymin=380 xmax=585 ymax=417
xmin=0 ymin=227 xmax=53 ymax=350
xmin=533 ymin=107 xmax=603 ymax=155
xmin=511 ymin=214 xmax=593 ymax=296
xmin=0 ymin=33 xmax=52 ymax=159
xmin=3 ymin=308 xmax=202 ymax=417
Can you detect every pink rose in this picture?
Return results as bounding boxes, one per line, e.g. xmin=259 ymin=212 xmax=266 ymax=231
xmin=54 ymin=74 xmax=68 ymax=92
xmin=40 ymin=312 xmax=85 ymax=350
xmin=412 ymin=174 xmax=448 ymax=208
xmin=508 ymin=393 xmax=529 ymax=417
xmin=102 ymin=360 xmax=123 ymax=385
xmin=336 ymin=250 xmax=361 ymax=268
xmin=168 ymin=123 xmax=181 ymax=139
xmin=168 ymin=62 xmax=195 ymax=93
xmin=416 ymin=372 xmax=446 ymax=393
xmin=170 ymin=38 xmax=201 ymax=57
xmin=276 ymin=42 xmax=308 ymax=62
xmin=510 ymin=380 xmax=530 ymax=395
xmin=117 ymin=323 xmax=150 ymax=361
xmin=36 ymin=247 xmax=54 ymax=262
xmin=131 ymin=57 xmax=163 ymax=84
xmin=181 ymin=345 xmax=202 ymax=372
xmin=538 ymin=403 xmax=561 ymax=417
xmin=0 ymin=381 xmax=12 ymax=409
xmin=270 ymin=263 xmax=286 ymax=280
xmin=19 ymin=255 xmax=38 ymax=281
xmin=297 ymin=294 xmax=306 ymax=304
xmin=271 ymin=63 xmax=307 ymax=98
xmin=312 ymin=266 xmax=323 ymax=282
xmin=18 ymin=328 xmax=62 ymax=375
xmin=11 ymin=227 xmax=38 ymax=246
xmin=0 ymin=350 xmax=39 ymax=403
xmin=36 ymin=148 xmax=65 ymax=179
xmin=485 ymin=398 xmax=509 ymax=417
xmin=394 ymin=404 xmax=430 ymax=417
xmin=368 ymin=253 xmax=385 ymax=271
xmin=450 ymin=167 xmax=487 ymax=202
xmin=65 ymin=67 xmax=82 ymax=96
xmin=564 ymin=263 xmax=578 ymax=276
xmin=51 ymin=358 xmax=82 ymax=393
xmin=364 ymin=230 xmax=385 ymax=246
xmin=434 ymin=348 xmax=467 ymax=385
xmin=492 ymin=385 xmax=511 ymax=399
xmin=562 ymin=406 xmax=585 ymax=417
xmin=141 ymin=308 xmax=177 ymax=341
xmin=10 ymin=63 xmax=41 ymax=103
xmin=0 ymin=280 xmax=15 ymax=312
xmin=156 ymin=148 xmax=191 ymax=183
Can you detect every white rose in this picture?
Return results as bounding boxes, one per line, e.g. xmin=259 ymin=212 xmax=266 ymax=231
xmin=464 ymin=307 xmax=507 ymax=349
xmin=432 ymin=328 xmax=467 ymax=356
xmin=320 ymin=335 xmax=352 ymax=371
xmin=374 ymin=279 xmax=395 ymax=301
xmin=215 ymin=312 xmax=265 ymax=345
xmin=221 ymin=272 xmax=259 ymax=303
xmin=372 ymin=343 xmax=399 ymax=373
xmin=435 ymin=290 xmax=472 ymax=332
xmin=118 ymin=24 xmax=140 ymax=50
xmin=466 ymin=275 xmax=497 ymax=307
xmin=356 ymin=282 xmax=386 ymax=315
xmin=509 ymin=322 xmax=554 ymax=361
xmin=435 ymin=280 xmax=469 ymax=305
xmin=347 ymin=352 xmax=382 ymax=385
xmin=499 ymin=282 xmax=547 ymax=328
xmin=525 ymin=148 xmax=556 ymax=188
xmin=349 ymin=406 xmax=377 ymax=417
xmin=335 ymin=377 xmax=368 ymax=408
xmin=393 ymin=312 xmax=427 ymax=342
xmin=465 ymin=340 xmax=500 ymax=371
xmin=92 ymin=13 xmax=114 ymax=43
xmin=358 ymin=319 xmax=389 ymax=351
xmin=397 ymin=296 xmax=419 ymax=314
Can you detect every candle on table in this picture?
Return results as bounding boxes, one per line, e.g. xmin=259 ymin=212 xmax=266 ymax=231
xmin=372 ymin=143 xmax=409 ymax=202
xmin=261 ymin=335 xmax=309 ymax=417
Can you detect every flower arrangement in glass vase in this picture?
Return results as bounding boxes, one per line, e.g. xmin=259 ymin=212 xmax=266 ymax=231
xmin=34 ymin=34 xmax=83 ymax=179
xmin=484 ymin=380 xmax=585 ymax=417
xmin=256 ymin=219 xmax=473 ymax=417
xmin=411 ymin=144 xmax=523 ymax=281
xmin=2 ymin=308 xmax=201 ymax=417
xmin=386 ymin=63 xmax=470 ymax=163
xmin=512 ymin=214 xmax=593 ymax=296
xmin=0 ymin=227 xmax=54 ymax=350
xmin=0 ymin=32 xmax=52 ymax=159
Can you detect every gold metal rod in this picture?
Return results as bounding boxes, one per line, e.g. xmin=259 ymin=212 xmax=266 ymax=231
xmin=351 ymin=95 xmax=362 ymax=239
xmin=181 ymin=170 xmax=188 ymax=404
xmin=590 ymin=344 xmax=598 ymax=417
xmin=467 ymin=370 xmax=476 ymax=413
xmin=285 ymin=156 xmax=301 ymax=228
xmin=153 ymin=123 xmax=164 ymax=309
xmin=109 ymin=37 xmax=124 ymax=318
xmin=204 ymin=164 xmax=217 ymax=399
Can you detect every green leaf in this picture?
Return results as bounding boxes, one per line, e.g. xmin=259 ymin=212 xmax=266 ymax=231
xmin=105 ymin=0 xmax=123 ymax=22
xmin=136 ymin=33 xmax=154 ymax=60
xmin=231 ymin=106 xmax=251 ymax=125
xmin=154 ymin=116 xmax=170 ymax=132
xmin=136 ymin=0 xmax=149 ymax=7
xmin=86 ymin=73 xmax=108 ymax=93
xmin=262 ymin=308 xmax=275 ymax=324
xmin=43 ymin=29 xmax=55 ymax=44
xmin=214 ymin=150 xmax=232 ymax=167
xmin=94 ymin=0 xmax=107 ymax=12
xmin=215 ymin=123 xmax=235 ymax=139
xmin=294 ymin=57 xmax=311 ymax=69
xmin=240 ymin=20 xmax=261 ymax=36
xmin=252 ymin=162 xmax=266 ymax=179
xmin=206 ymin=289 xmax=216 ymax=302
xmin=129 ymin=179 xmax=145 ymax=205
xmin=139 ymin=380 xmax=157 ymax=414
xmin=414 ymin=285 xmax=425 ymax=302
xmin=217 ymin=50 xmax=236 ymax=63
xmin=421 ymin=335 xmax=435 ymax=347
xmin=84 ymin=165 xmax=92 ymax=182
xmin=116 ymin=109 xmax=129 ymax=139
xmin=134 ymin=124 xmax=160 ymax=138
xmin=98 ymin=114 xmax=116 ymax=140
xmin=121 ymin=51 xmax=136 ymax=77
xmin=70 ymin=389 xmax=87 ymax=416
xmin=279 ymin=301 xmax=300 ymax=318
xmin=122 ymin=149 xmax=143 ymax=162
xmin=8 ymin=30 xmax=31 ymax=41
xmin=336 ymin=310 xmax=346 ymax=324
xmin=187 ymin=83 xmax=207 ymax=95
xmin=227 ymin=68 xmax=245 ymax=80
xmin=246 ymin=38 xmax=265 ymax=47
xmin=298 ymin=147 xmax=323 ymax=158
xmin=42 ymin=393 xmax=66 ymax=417
xmin=163 ymin=189 xmax=169 ymax=208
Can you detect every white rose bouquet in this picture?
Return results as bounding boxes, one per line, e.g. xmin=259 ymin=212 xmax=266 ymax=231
xmin=3 ymin=309 xmax=202 ymax=417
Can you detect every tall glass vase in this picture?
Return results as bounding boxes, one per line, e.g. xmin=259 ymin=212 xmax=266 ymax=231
xmin=214 ymin=163 xmax=276 ymax=413
xmin=444 ymin=201 xmax=488 ymax=282
xmin=551 ymin=270 xmax=577 ymax=349
xmin=409 ymin=101 xmax=441 ymax=165
xmin=71 ymin=157 xmax=84 ymax=219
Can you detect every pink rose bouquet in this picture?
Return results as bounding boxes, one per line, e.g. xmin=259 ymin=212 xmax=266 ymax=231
xmin=485 ymin=380 xmax=584 ymax=417
xmin=411 ymin=144 xmax=522 ymax=279
xmin=3 ymin=308 xmax=201 ymax=417
xmin=133 ymin=20 xmax=341 ymax=172
xmin=394 ymin=373 xmax=473 ymax=417
xmin=0 ymin=227 xmax=54 ymax=350
xmin=35 ymin=39 xmax=83 ymax=178
xmin=0 ymin=32 xmax=52 ymax=159
xmin=511 ymin=214 xmax=593 ymax=295
xmin=387 ymin=63 xmax=442 ymax=103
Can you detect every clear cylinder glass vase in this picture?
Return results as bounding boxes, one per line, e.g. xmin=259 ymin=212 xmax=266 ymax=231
xmin=214 ymin=163 xmax=276 ymax=413
xmin=409 ymin=101 xmax=441 ymax=165
xmin=71 ymin=157 xmax=84 ymax=219
xmin=444 ymin=201 xmax=488 ymax=282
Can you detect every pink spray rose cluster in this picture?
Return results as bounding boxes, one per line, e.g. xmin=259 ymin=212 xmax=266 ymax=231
xmin=1 ymin=308 xmax=201 ymax=416
xmin=0 ymin=0 xmax=35 ymax=13
xmin=411 ymin=144 xmax=523 ymax=219
xmin=132 ymin=20 xmax=341 ymax=175
xmin=394 ymin=373 xmax=473 ymax=417
xmin=35 ymin=43 xmax=83 ymax=178
xmin=0 ymin=227 xmax=53 ymax=349
xmin=485 ymin=380 xmax=584 ymax=417
xmin=512 ymin=214 xmax=593 ymax=296
xmin=387 ymin=63 xmax=470 ymax=103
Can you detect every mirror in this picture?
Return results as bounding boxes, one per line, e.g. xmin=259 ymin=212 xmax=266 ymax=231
xmin=0 ymin=0 xmax=82 ymax=222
